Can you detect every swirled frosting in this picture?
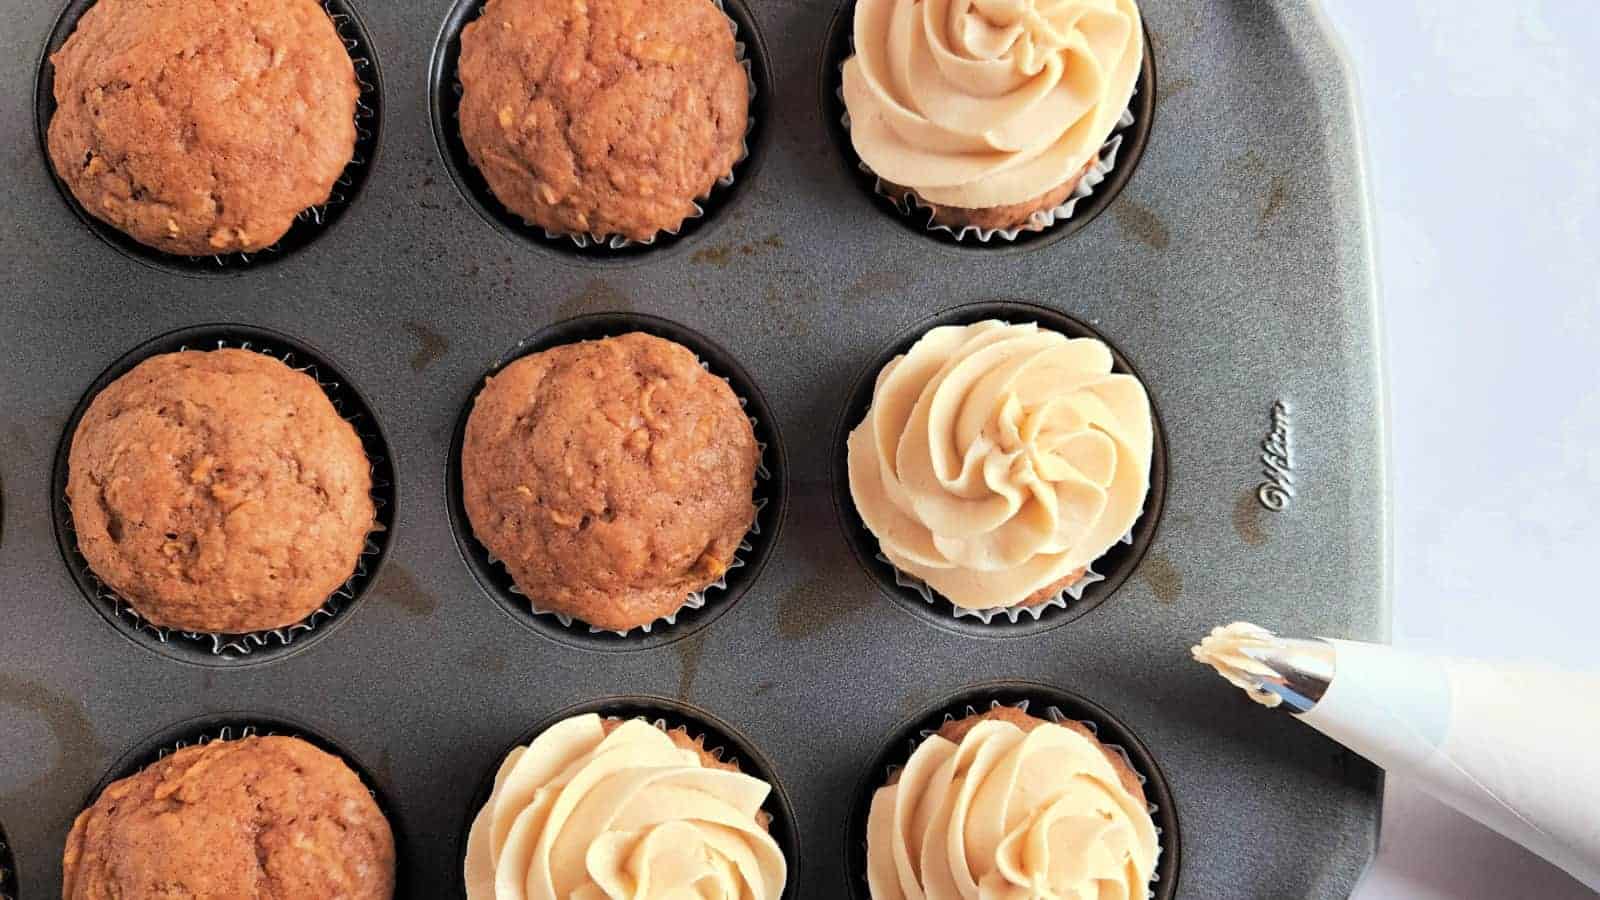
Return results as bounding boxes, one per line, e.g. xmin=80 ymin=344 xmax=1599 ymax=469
xmin=848 ymin=320 xmax=1152 ymax=609
xmin=867 ymin=716 xmax=1158 ymax=899
xmin=463 ymin=714 xmax=787 ymax=900
xmin=841 ymin=0 xmax=1143 ymax=209
xmin=1191 ymin=622 xmax=1286 ymax=708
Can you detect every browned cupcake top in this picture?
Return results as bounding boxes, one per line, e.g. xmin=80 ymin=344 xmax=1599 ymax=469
xmin=457 ymin=0 xmax=749 ymax=242
xmin=462 ymin=332 xmax=758 ymax=632
xmin=66 ymin=349 xmax=374 ymax=634
xmin=63 ymin=735 xmax=395 ymax=900
xmin=47 ymin=0 xmax=359 ymax=255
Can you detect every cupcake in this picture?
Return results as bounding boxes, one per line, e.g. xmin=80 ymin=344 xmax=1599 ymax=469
xmin=66 ymin=348 xmax=375 ymax=634
xmin=463 ymin=712 xmax=787 ymax=898
xmin=866 ymin=706 xmax=1158 ymax=898
xmin=846 ymin=319 xmax=1152 ymax=614
xmin=462 ymin=332 xmax=758 ymax=633
xmin=457 ymin=0 xmax=749 ymax=244
xmin=63 ymin=735 xmax=395 ymax=899
xmin=46 ymin=0 xmax=359 ymax=255
xmin=840 ymin=0 xmax=1143 ymax=234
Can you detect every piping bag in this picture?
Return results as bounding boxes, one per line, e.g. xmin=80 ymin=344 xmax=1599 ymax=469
xmin=1192 ymin=623 xmax=1600 ymax=890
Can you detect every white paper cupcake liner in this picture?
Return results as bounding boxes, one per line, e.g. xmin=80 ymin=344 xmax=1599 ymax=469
xmin=883 ymin=697 xmax=1165 ymax=899
xmin=837 ymin=55 xmax=1140 ymax=243
xmin=488 ymin=0 xmax=757 ymax=251
xmin=878 ymin=527 xmax=1135 ymax=625
xmin=64 ymin=338 xmax=388 ymax=656
xmin=489 ymin=362 xmax=772 ymax=638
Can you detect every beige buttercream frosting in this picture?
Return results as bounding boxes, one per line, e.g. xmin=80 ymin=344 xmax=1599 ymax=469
xmin=1191 ymin=622 xmax=1285 ymax=708
xmin=867 ymin=717 xmax=1158 ymax=899
xmin=463 ymin=714 xmax=787 ymax=900
xmin=847 ymin=320 xmax=1152 ymax=610
xmin=841 ymin=0 xmax=1143 ymax=209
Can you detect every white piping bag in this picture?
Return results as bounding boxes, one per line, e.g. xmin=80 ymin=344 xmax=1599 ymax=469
xmin=1192 ymin=623 xmax=1600 ymax=891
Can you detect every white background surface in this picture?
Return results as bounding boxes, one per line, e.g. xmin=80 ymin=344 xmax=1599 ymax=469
xmin=1319 ymin=2 xmax=1599 ymax=898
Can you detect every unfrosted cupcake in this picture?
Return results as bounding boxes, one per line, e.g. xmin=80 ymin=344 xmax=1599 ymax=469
xmin=457 ymin=0 xmax=749 ymax=243
xmin=47 ymin=0 xmax=359 ymax=255
xmin=463 ymin=712 xmax=787 ymax=898
xmin=64 ymin=735 xmax=395 ymax=899
xmin=67 ymin=349 xmax=376 ymax=634
xmin=846 ymin=319 xmax=1152 ymax=613
xmin=866 ymin=706 xmax=1158 ymax=898
xmin=841 ymin=0 xmax=1143 ymax=234
xmin=461 ymin=332 xmax=759 ymax=633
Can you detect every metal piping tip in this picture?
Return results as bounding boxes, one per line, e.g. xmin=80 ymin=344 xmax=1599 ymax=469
xmin=1237 ymin=639 xmax=1335 ymax=713
xmin=1192 ymin=624 xmax=1337 ymax=713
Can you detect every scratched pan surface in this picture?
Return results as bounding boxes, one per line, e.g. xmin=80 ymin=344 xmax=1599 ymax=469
xmin=0 ymin=0 xmax=1386 ymax=897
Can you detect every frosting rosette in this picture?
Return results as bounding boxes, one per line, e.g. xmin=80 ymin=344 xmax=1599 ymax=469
xmin=866 ymin=715 xmax=1158 ymax=899
xmin=841 ymin=0 xmax=1143 ymax=210
xmin=847 ymin=320 xmax=1152 ymax=610
xmin=464 ymin=713 xmax=787 ymax=900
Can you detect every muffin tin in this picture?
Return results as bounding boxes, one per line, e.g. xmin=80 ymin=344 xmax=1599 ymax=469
xmin=0 ymin=0 xmax=1388 ymax=897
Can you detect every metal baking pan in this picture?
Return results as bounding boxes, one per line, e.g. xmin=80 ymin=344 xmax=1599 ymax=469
xmin=0 ymin=0 xmax=1387 ymax=895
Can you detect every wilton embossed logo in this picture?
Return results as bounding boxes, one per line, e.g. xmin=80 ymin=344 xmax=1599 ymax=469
xmin=1258 ymin=401 xmax=1295 ymax=511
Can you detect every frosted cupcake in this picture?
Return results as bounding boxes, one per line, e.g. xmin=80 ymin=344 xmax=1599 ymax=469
xmin=463 ymin=713 xmax=787 ymax=899
xmin=846 ymin=319 xmax=1152 ymax=614
xmin=841 ymin=0 xmax=1143 ymax=234
xmin=866 ymin=705 xmax=1159 ymax=897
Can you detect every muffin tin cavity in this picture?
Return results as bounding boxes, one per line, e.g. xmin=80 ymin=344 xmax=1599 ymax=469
xmin=0 ymin=823 xmax=16 ymax=900
xmin=448 ymin=312 xmax=787 ymax=651
xmin=34 ymin=0 xmax=383 ymax=277
xmin=846 ymin=681 xmax=1180 ymax=900
xmin=817 ymin=0 xmax=1156 ymax=252
xmin=83 ymin=713 xmax=405 ymax=890
xmin=832 ymin=301 xmax=1167 ymax=637
xmin=427 ymin=0 xmax=773 ymax=264
xmin=51 ymin=324 xmax=398 ymax=668
xmin=459 ymin=695 xmax=800 ymax=900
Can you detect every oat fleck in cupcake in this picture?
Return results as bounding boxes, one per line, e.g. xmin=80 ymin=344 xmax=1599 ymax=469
xmin=457 ymin=0 xmax=749 ymax=243
xmin=464 ymin=713 xmax=786 ymax=898
xmin=67 ymin=349 xmax=375 ymax=634
xmin=462 ymin=332 xmax=758 ymax=632
xmin=867 ymin=706 xmax=1158 ymax=898
xmin=847 ymin=320 xmax=1152 ymax=612
xmin=63 ymin=735 xmax=395 ymax=899
xmin=46 ymin=0 xmax=359 ymax=255
xmin=841 ymin=0 xmax=1143 ymax=234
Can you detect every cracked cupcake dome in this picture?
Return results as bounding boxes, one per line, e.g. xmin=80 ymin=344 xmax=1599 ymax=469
xmin=461 ymin=332 xmax=758 ymax=633
xmin=456 ymin=0 xmax=748 ymax=242
xmin=66 ymin=349 xmax=375 ymax=634
xmin=64 ymin=735 xmax=395 ymax=900
xmin=46 ymin=0 xmax=358 ymax=255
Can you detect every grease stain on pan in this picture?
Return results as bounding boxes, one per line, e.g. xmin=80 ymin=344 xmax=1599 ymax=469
xmin=555 ymin=279 xmax=635 ymax=321
xmin=1233 ymin=490 xmax=1268 ymax=547
xmin=1158 ymin=75 xmax=1194 ymax=106
xmin=1139 ymin=552 xmax=1184 ymax=603
xmin=690 ymin=234 xmax=784 ymax=268
xmin=674 ymin=630 xmax=708 ymax=700
xmin=1113 ymin=199 xmax=1171 ymax=250
xmin=1258 ymin=175 xmax=1292 ymax=237
xmin=404 ymin=321 xmax=449 ymax=372
xmin=845 ymin=270 xmax=908 ymax=303
xmin=0 ymin=674 xmax=104 ymax=801
xmin=777 ymin=482 xmax=873 ymax=639
xmin=374 ymin=563 xmax=438 ymax=618
xmin=465 ymin=645 xmax=508 ymax=675
xmin=762 ymin=284 xmax=815 ymax=338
